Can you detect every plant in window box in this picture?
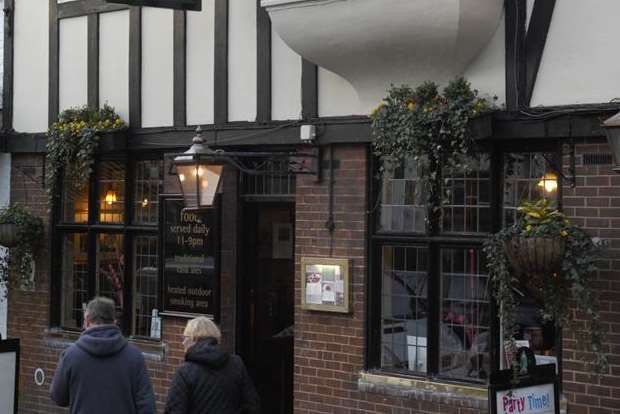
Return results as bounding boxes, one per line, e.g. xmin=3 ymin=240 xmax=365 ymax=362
xmin=484 ymin=199 xmax=608 ymax=375
xmin=370 ymin=77 xmax=495 ymax=214
xmin=0 ymin=204 xmax=44 ymax=294
xmin=46 ymin=104 xmax=127 ymax=209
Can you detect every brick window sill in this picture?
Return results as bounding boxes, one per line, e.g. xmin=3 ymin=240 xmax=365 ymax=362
xmin=358 ymin=371 xmax=488 ymax=409
xmin=43 ymin=328 xmax=167 ymax=362
xmin=358 ymin=372 xmax=568 ymax=413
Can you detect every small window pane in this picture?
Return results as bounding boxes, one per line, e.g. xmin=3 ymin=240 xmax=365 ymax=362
xmin=98 ymin=161 xmax=125 ymax=223
xmin=134 ymin=160 xmax=163 ymax=225
xmin=442 ymin=156 xmax=491 ymax=234
xmin=61 ymin=233 xmax=88 ymax=329
xmin=381 ymin=245 xmax=429 ymax=373
xmin=503 ymin=153 xmax=555 ymax=226
xmin=440 ymin=247 xmax=490 ymax=381
xmin=378 ymin=159 xmax=427 ymax=233
xmin=133 ymin=235 xmax=159 ymax=338
xmin=61 ymin=175 xmax=89 ymax=223
xmin=96 ymin=233 xmax=124 ymax=316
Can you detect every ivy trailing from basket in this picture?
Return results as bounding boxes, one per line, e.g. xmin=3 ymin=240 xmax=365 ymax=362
xmin=370 ymin=77 xmax=494 ymax=211
xmin=0 ymin=204 xmax=44 ymax=294
xmin=484 ymin=199 xmax=608 ymax=375
xmin=46 ymin=105 xmax=127 ymax=209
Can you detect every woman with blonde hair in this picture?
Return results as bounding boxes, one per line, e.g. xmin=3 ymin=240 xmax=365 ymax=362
xmin=164 ymin=317 xmax=259 ymax=414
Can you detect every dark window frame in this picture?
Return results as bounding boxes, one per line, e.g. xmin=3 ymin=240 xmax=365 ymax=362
xmin=50 ymin=152 xmax=165 ymax=340
xmin=366 ymin=140 xmax=563 ymax=384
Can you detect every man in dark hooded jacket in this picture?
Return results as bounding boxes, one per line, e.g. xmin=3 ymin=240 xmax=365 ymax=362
xmin=164 ymin=316 xmax=259 ymax=414
xmin=50 ymin=297 xmax=155 ymax=414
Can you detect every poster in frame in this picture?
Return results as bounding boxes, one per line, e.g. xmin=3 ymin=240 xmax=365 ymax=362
xmin=300 ymin=257 xmax=351 ymax=313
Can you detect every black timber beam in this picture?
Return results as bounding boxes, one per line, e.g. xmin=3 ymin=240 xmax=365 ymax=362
xmin=2 ymin=0 xmax=14 ymax=133
xmin=49 ymin=0 xmax=60 ymax=125
xmin=173 ymin=10 xmax=187 ymax=127
xmin=87 ymin=13 xmax=100 ymax=109
xmin=58 ymin=0 xmax=129 ymax=19
xmin=525 ymin=0 xmax=556 ymax=106
xmin=7 ymin=108 xmax=620 ymax=153
xmin=505 ymin=0 xmax=526 ymax=111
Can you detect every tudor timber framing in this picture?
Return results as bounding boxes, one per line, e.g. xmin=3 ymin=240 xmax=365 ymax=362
xmin=173 ymin=10 xmax=187 ymax=127
xmin=2 ymin=0 xmax=14 ymax=134
xmin=256 ymin=0 xmax=272 ymax=123
xmin=58 ymin=0 xmax=129 ymax=19
xmin=525 ymin=0 xmax=556 ymax=106
xmin=505 ymin=0 xmax=557 ymax=109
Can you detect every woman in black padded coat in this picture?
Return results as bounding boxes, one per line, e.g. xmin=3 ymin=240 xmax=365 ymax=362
xmin=164 ymin=317 xmax=260 ymax=414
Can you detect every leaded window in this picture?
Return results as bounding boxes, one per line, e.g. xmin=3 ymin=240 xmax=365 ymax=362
xmin=54 ymin=157 xmax=164 ymax=339
xmin=371 ymin=148 xmax=560 ymax=383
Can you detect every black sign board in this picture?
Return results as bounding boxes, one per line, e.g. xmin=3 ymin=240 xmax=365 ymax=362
xmin=105 ymin=0 xmax=202 ymax=11
xmin=160 ymin=196 xmax=219 ymax=319
xmin=489 ymin=362 xmax=560 ymax=414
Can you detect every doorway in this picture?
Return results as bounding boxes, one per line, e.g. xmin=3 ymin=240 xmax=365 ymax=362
xmin=240 ymin=202 xmax=294 ymax=414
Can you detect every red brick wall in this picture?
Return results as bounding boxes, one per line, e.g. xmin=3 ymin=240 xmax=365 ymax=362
xmin=294 ymin=144 xmax=486 ymax=414
xmin=7 ymin=155 xmax=238 ymax=414
xmin=561 ymin=140 xmax=620 ymax=414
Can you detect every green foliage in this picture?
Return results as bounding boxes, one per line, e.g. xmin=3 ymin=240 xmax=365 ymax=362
xmin=484 ymin=199 xmax=607 ymax=375
xmin=0 ymin=204 xmax=44 ymax=293
xmin=370 ymin=77 xmax=494 ymax=209
xmin=46 ymin=105 xmax=127 ymax=209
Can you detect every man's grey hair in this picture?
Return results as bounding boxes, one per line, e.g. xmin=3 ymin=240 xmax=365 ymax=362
xmin=85 ymin=297 xmax=116 ymax=325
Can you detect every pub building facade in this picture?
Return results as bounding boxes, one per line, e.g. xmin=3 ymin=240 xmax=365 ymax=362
xmin=1 ymin=0 xmax=620 ymax=413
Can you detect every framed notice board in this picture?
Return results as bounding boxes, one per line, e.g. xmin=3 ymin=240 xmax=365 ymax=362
xmin=300 ymin=257 xmax=351 ymax=313
xmin=159 ymin=196 xmax=220 ymax=320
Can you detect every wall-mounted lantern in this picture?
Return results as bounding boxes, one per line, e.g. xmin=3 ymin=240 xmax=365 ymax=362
xmin=537 ymin=172 xmax=558 ymax=194
xmin=173 ymin=128 xmax=224 ymax=210
xmin=171 ymin=127 xmax=320 ymax=211
xmin=602 ymin=111 xmax=620 ymax=173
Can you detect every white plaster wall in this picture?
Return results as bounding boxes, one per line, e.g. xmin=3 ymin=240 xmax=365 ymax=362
xmin=142 ymin=7 xmax=174 ymax=127
xmin=59 ymin=17 xmax=88 ymax=112
xmin=186 ymin=0 xmax=215 ymax=126
xmin=0 ymin=154 xmax=8 ymax=339
xmin=228 ymin=0 xmax=256 ymax=122
xmin=13 ymin=0 xmax=48 ymax=132
xmin=272 ymin=29 xmax=301 ymax=121
xmin=531 ymin=0 xmax=620 ymax=106
xmin=318 ymin=67 xmax=360 ymax=117
xmin=100 ymin=10 xmax=130 ymax=122
xmin=463 ymin=17 xmax=506 ymax=107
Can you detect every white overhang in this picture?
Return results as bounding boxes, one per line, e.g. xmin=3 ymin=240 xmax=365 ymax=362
xmin=262 ymin=0 xmax=503 ymax=111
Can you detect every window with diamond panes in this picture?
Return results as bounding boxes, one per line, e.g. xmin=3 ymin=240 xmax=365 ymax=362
xmin=381 ymin=245 xmax=429 ymax=373
xmin=377 ymin=159 xmax=427 ymax=233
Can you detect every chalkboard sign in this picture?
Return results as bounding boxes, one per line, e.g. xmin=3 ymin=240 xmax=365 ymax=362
xmin=160 ymin=196 xmax=219 ymax=319
xmin=105 ymin=0 xmax=201 ymax=11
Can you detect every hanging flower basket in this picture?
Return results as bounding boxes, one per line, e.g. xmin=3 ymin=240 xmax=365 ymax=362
xmin=0 ymin=222 xmax=20 ymax=248
xmin=503 ymin=236 xmax=565 ymax=302
xmin=484 ymin=199 xmax=608 ymax=375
